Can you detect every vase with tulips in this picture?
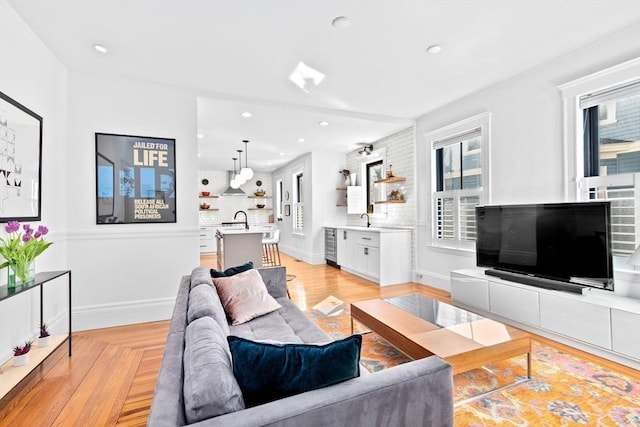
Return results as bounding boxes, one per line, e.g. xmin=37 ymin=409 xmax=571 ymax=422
xmin=0 ymin=221 xmax=52 ymax=288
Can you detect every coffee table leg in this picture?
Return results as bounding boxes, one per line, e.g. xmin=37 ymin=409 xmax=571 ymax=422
xmin=350 ymin=317 xmax=354 ymax=335
xmin=527 ymin=352 xmax=532 ymax=379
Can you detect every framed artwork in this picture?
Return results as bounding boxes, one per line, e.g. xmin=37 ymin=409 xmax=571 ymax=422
xmin=95 ymin=133 xmax=176 ymax=224
xmin=0 ymin=90 xmax=43 ymax=222
xmin=284 ymin=204 xmax=290 ymax=216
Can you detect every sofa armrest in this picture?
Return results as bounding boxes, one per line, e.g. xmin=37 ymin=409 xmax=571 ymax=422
xmin=257 ymin=266 xmax=288 ymax=299
xmin=192 ymin=356 xmax=453 ymax=427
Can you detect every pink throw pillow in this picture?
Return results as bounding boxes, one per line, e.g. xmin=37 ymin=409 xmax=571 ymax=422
xmin=213 ymin=269 xmax=282 ymax=325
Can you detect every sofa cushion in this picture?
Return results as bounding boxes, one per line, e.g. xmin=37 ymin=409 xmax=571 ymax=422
xmin=183 ymin=317 xmax=245 ymax=423
xmin=187 ymin=284 xmax=230 ymax=335
xmin=227 ymin=334 xmax=362 ymax=407
xmin=190 ymin=266 xmax=213 ymax=290
xmin=210 ymin=261 xmax=254 ymax=278
xmin=213 ymin=269 xmax=282 ymax=325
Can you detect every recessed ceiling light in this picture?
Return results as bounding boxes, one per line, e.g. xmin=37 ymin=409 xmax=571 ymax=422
xmin=332 ymin=16 xmax=350 ymax=29
xmin=280 ymin=152 xmax=285 ymax=156
xmin=426 ymin=44 xmax=442 ymax=55
xmin=298 ymin=138 xmax=305 ymax=143
xmin=197 ymin=153 xmax=202 ymax=157
xmin=319 ymin=121 xmax=329 ymax=127
xmin=93 ymin=43 xmax=108 ymax=54
xmin=197 ymin=133 xmax=203 ymax=139
xmin=241 ymin=111 xmax=252 ymax=118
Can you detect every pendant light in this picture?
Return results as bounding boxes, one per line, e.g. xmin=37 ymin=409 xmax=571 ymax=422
xmin=240 ymin=139 xmax=254 ymax=180
xmin=235 ymin=149 xmax=246 ymax=185
xmin=230 ymin=157 xmax=240 ymax=189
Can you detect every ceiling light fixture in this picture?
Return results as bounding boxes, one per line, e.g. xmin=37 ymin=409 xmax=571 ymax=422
xmin=358 ymin=144 xmax=374 ymax=156
xmin=197 ymin=133 xmax=203 ymax=139
xmin=93 ymin=43 xmax=108 ymax=54
xmin=319 ymin=121 xmax=329 ymax=126
xmin=426 ymin=44 xmax=442 ymax=54
xmin=298 ymin=138 xmax=305 ymax=143
xmin=240 ymin=140 xmax=254 ymax=180
xmin=235 ymin=149 xmax=246 ymax=185
xmin=331 ymin=16 xmax=350 ymax=29
xmin=241 ymin=111 xmax=252 ymax=118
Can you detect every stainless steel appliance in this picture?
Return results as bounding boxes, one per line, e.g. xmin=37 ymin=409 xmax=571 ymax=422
xmin=325 ymin=227 xmax=339 ymax=268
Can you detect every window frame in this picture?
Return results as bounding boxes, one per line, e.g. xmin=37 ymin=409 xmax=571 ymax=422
xmin=427 ymin=112 xmax=492 ymax=250
xmin=292 ymin=170 xmax=304 ymax=234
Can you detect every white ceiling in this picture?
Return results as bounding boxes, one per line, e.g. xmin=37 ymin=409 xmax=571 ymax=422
xmin=8 ymin=0 xmax=640 ymax=171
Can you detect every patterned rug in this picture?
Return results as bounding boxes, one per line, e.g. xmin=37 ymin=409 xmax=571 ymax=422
xmin=306 ymin=307 xmax=640 ymax=426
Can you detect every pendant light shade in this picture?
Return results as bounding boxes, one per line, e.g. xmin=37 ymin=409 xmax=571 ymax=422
xmin=234 ymin=149 xmax=246 ymax=185
xmin=230 ymin=157 xmax=240 ymax=189
xmin=240 ymin=139 xmax=254 ymax=180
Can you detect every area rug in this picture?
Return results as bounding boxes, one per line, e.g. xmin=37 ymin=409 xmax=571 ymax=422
xmin=306 ymin=307 xmax=640 ymax=426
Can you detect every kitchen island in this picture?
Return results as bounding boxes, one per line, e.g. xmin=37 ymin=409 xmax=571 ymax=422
xmin=216 ymin=228 xmax=264 ymax=270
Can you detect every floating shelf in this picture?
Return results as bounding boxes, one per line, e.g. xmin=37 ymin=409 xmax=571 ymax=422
xmin=375 ymin=200 xmax=406 ymax=204
xmin=248 ymin=208 xmax=272 ymax=211
xmin=199 ymin=208 xmax=220 ymax=211
xmin=199 ymin=195 xmax=219 ymax=198
xmin=248 ymin=195 xmax=271 ymax=198
xmin=336 ymin=203 xmax=347 ymax=207
xmin=374 ymin=176 xmax=406 ymax=184
xmin=336 ymin=186 xmax=348 ymax=191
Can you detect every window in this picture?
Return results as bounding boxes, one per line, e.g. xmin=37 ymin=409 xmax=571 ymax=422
xmin=293 ymin=171 xmax=304 ymax=233
xmin=429 ymin=113 xmax=491 ymax=249
xmin=579 ymin=80 xmax=640 ymax=256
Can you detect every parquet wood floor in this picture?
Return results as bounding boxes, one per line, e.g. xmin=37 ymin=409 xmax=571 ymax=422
xmin=0 ymin=253 xmax=635 ymax=426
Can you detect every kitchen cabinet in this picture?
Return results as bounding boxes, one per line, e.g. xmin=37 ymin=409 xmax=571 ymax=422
xmin=334 ymin=226 xmax=410 ymax=286
xmin=199 ymin=226 xmax=216 ymax=253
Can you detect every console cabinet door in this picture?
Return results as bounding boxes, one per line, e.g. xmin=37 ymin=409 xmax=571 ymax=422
xmin=451 ymin=272 xmax=490 ymax=311
xmin=539 ymin=294 xmax=611 ymax=349
xmin=489 ymin=282 xmax=540 ymax=326
xmin=611 ymin=309 xmax=640 ymax=359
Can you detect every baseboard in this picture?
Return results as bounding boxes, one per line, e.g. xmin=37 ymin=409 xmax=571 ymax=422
xmin=413 ymin=268 xmax=450 ymax=291
xmin=72 ymin=297 xmax=175 ymax=331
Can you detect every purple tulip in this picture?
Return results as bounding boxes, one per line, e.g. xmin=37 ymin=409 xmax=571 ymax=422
xmin=34 ymin=231 xmax=42 ymax=238
xmin=22 ymin=234 xmax=32 ymax=242
xmin=37 ymin=225 xmax=49 ymax=235
xmin=5 ymin=221 xmax=20 ymax=233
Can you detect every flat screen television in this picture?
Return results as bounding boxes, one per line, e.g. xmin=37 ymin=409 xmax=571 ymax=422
xmin=475 ymin=202 xmax=614 ymax=294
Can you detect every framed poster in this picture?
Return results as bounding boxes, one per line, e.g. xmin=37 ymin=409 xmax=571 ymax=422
xmin=95 ymin=133 xmax=176 ymax=224
xmin=0 ymin=90 xmax=43 ymax=222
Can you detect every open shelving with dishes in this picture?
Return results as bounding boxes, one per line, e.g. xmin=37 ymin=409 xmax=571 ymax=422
xmin=199 ymin=194 xmax=220 ymax=211
xmin=374 ymin=176 xmax=407 ymax=204
xmin=248 ymin=195 xmax=272 ymax=210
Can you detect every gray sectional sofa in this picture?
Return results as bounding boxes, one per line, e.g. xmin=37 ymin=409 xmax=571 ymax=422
xmin=148 ymin=266 xmax=454 ymax=426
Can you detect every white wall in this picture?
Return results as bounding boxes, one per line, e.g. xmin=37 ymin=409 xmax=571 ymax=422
xmin=0 ymin=1 xmax=70 ymax=363
xmin=273 ymin=151 xmax=344 ymax=264
xmin=414 ymin=23 xmax=640 ymax=292
xmin=66 ymin=72 xmax=200 ymax=330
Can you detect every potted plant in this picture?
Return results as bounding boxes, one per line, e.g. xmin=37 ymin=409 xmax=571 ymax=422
xmin=0 ymin=221 xmax=53 ymax=288
xmin=13 ymin=340 xmax=33 ymax=367
xmin=38 ymin=323 xmax=51 ymax=347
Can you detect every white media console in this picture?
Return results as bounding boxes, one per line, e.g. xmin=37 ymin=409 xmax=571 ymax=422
xmin=451 ymin=268 xmax=640 ymax=370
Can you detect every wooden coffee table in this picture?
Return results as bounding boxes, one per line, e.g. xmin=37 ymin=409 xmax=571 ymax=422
xmin=351 ymin=294 xmax=532 ymax=378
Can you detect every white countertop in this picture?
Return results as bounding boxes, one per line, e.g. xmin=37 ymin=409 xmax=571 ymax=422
xmin=327 ymin=225 xmax=413 ymax=232
xmin=216 ymin=227 xmax=265 ymax=235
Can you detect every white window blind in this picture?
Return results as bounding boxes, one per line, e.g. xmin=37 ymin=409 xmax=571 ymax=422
xmin=294 ymin=203 xmax=304 ymax=232
xmin=580 ymin=174 xmax=640 ymax=256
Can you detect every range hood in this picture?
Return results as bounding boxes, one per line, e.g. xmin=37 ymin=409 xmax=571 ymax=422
xmin=222 ymin=171 xmax=246 ymax=196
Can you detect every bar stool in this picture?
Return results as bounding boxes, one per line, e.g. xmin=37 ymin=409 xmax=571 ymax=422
xmin=262 ymin=230 xmax=281 ymax=267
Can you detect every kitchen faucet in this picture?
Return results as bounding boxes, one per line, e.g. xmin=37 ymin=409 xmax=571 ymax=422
xmin=360 ymin=213 xmax=371 ymax=228
xmin=233 ymin=210 xmax=249 ymax=229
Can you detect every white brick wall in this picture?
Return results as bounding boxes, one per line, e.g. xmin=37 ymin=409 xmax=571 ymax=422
xmin=345 ymin=126 xmax=416 ymax=268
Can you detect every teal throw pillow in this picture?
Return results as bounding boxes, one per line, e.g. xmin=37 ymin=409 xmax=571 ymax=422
xmin=227 ymin=335 xmax=362 ymax=407
xmin=210 ymin=261 xmax=253 ymax=278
